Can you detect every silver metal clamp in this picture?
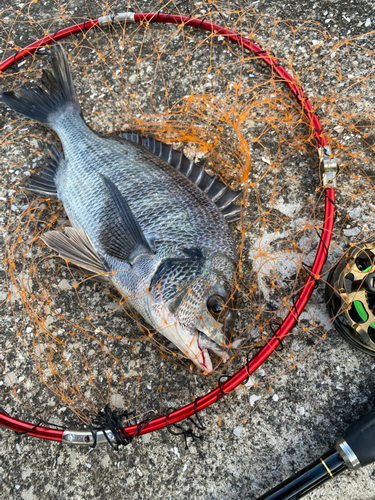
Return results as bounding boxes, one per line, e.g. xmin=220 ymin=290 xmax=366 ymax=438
xmin=98 ymin=12 xmax=136 ymax=27
xmin=62 ymin=429 xmax=116 ymax=446
xmin=318 ymin=145 xmax=338 ymax=188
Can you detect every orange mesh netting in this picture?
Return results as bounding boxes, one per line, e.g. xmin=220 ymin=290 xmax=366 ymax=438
xmin=0 ymin=0 xmax=373 ymax=435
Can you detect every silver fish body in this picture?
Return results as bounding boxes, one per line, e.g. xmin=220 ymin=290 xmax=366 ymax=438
xmin=1 ymin=46 xmax=239 ymax=372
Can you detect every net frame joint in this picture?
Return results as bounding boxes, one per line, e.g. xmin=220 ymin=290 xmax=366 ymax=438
xmin=98 ymin=12 xmax=136 ymax=27
xmin=318 ymin=146 xmax=338 ymax=188
xmin=62 ymin=429 xmax=116 ymax=446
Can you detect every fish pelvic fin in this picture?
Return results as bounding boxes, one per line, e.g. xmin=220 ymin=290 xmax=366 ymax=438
xmin=0 ymin=44 xmax=81 ymax=128
xmin=57 ymin=259 xmax=110 ymax=284
xmin=42 ymin=227 xmax=106 ymax=277
xmin=99 ymin=175 xmax=154 ymax=264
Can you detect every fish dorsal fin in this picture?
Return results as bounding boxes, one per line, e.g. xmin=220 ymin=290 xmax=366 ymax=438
xmin=100 ymin=175 xmax=154 ymax=264
xmin=117 ymin=131 xmax=242 ymax=222
xmin=42 ymin=227 xmax=105 ymax=275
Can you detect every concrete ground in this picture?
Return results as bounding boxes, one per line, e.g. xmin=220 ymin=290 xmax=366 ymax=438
xmin=1 ymin=0 xmax=375 ymax=499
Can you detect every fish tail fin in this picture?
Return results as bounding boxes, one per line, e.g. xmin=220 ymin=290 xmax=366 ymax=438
xmin=0 ymin=44 xmax=81 ymax=128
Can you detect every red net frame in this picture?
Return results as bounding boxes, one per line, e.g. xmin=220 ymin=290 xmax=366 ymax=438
xmin=0 ymin=12 xmax=335 ymax=442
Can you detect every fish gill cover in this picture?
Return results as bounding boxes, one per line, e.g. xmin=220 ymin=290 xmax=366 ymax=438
xmin=0 ymin=0 xmax=374 ymax=436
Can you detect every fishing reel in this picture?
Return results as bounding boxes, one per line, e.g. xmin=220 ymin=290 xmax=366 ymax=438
xmin=326 ymin=242 xmax=375 ymax=356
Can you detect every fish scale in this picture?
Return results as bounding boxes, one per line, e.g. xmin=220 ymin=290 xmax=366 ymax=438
xmin=0 ymin=45 xmax=240 ymax=372
xmin=54 ymin=108 xmax=237 ymax=265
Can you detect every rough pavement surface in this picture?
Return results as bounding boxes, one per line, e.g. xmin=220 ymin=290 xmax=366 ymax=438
xmin=1 ymin=1 xmax=375 ymax=499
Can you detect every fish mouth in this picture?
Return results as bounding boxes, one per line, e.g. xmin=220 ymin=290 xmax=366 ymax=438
xmin=196 ymin=337 xmax=213 ymax=373
xmin=197 ymin=331 xmax=231 ymax=373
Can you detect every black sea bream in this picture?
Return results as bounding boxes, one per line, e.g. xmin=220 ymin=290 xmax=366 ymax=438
xmin=1 ymin=45 xmax=242 ymax=372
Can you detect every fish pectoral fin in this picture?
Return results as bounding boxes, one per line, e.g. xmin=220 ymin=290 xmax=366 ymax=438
xmin=25 ymin=144 xmax=65 ymax=199
xmin=99 ymin=175 xmax=154 ymax=265
xmin=42 ymin=227 xmax=106 ymax=276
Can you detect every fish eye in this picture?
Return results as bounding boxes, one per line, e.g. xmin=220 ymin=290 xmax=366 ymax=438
xmin=207 ymin=296 xmax=225 ymax=317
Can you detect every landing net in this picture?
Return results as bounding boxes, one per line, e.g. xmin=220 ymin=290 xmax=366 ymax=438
xmin=0 ymin=0 xmax=372 ymax=443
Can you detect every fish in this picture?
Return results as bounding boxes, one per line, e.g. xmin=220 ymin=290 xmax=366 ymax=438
xmin=0 ymin=45 xmax=242 ymax=373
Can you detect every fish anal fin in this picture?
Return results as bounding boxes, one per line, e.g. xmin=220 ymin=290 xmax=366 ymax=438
xmin=42 ymin=227 xmax=105 ymax=276
xmin=26 ymin=144 xmax=65 ymax=199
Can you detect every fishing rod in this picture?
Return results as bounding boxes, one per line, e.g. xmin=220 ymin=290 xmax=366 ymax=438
xmin=257 ymin=406 xmax=375 ymax=499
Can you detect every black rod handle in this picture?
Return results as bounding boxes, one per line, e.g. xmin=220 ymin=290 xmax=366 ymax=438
xmin=341 ymin=406 xmax=375 ymax=467
xmin=256 ymin=449 xmax=347 ymax=500
xmin=257 ymin=406 xmax=375 ymax=499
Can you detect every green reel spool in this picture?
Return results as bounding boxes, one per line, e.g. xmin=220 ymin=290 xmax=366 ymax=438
xmin=326 ymin=243 xmax=375 ymax=356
